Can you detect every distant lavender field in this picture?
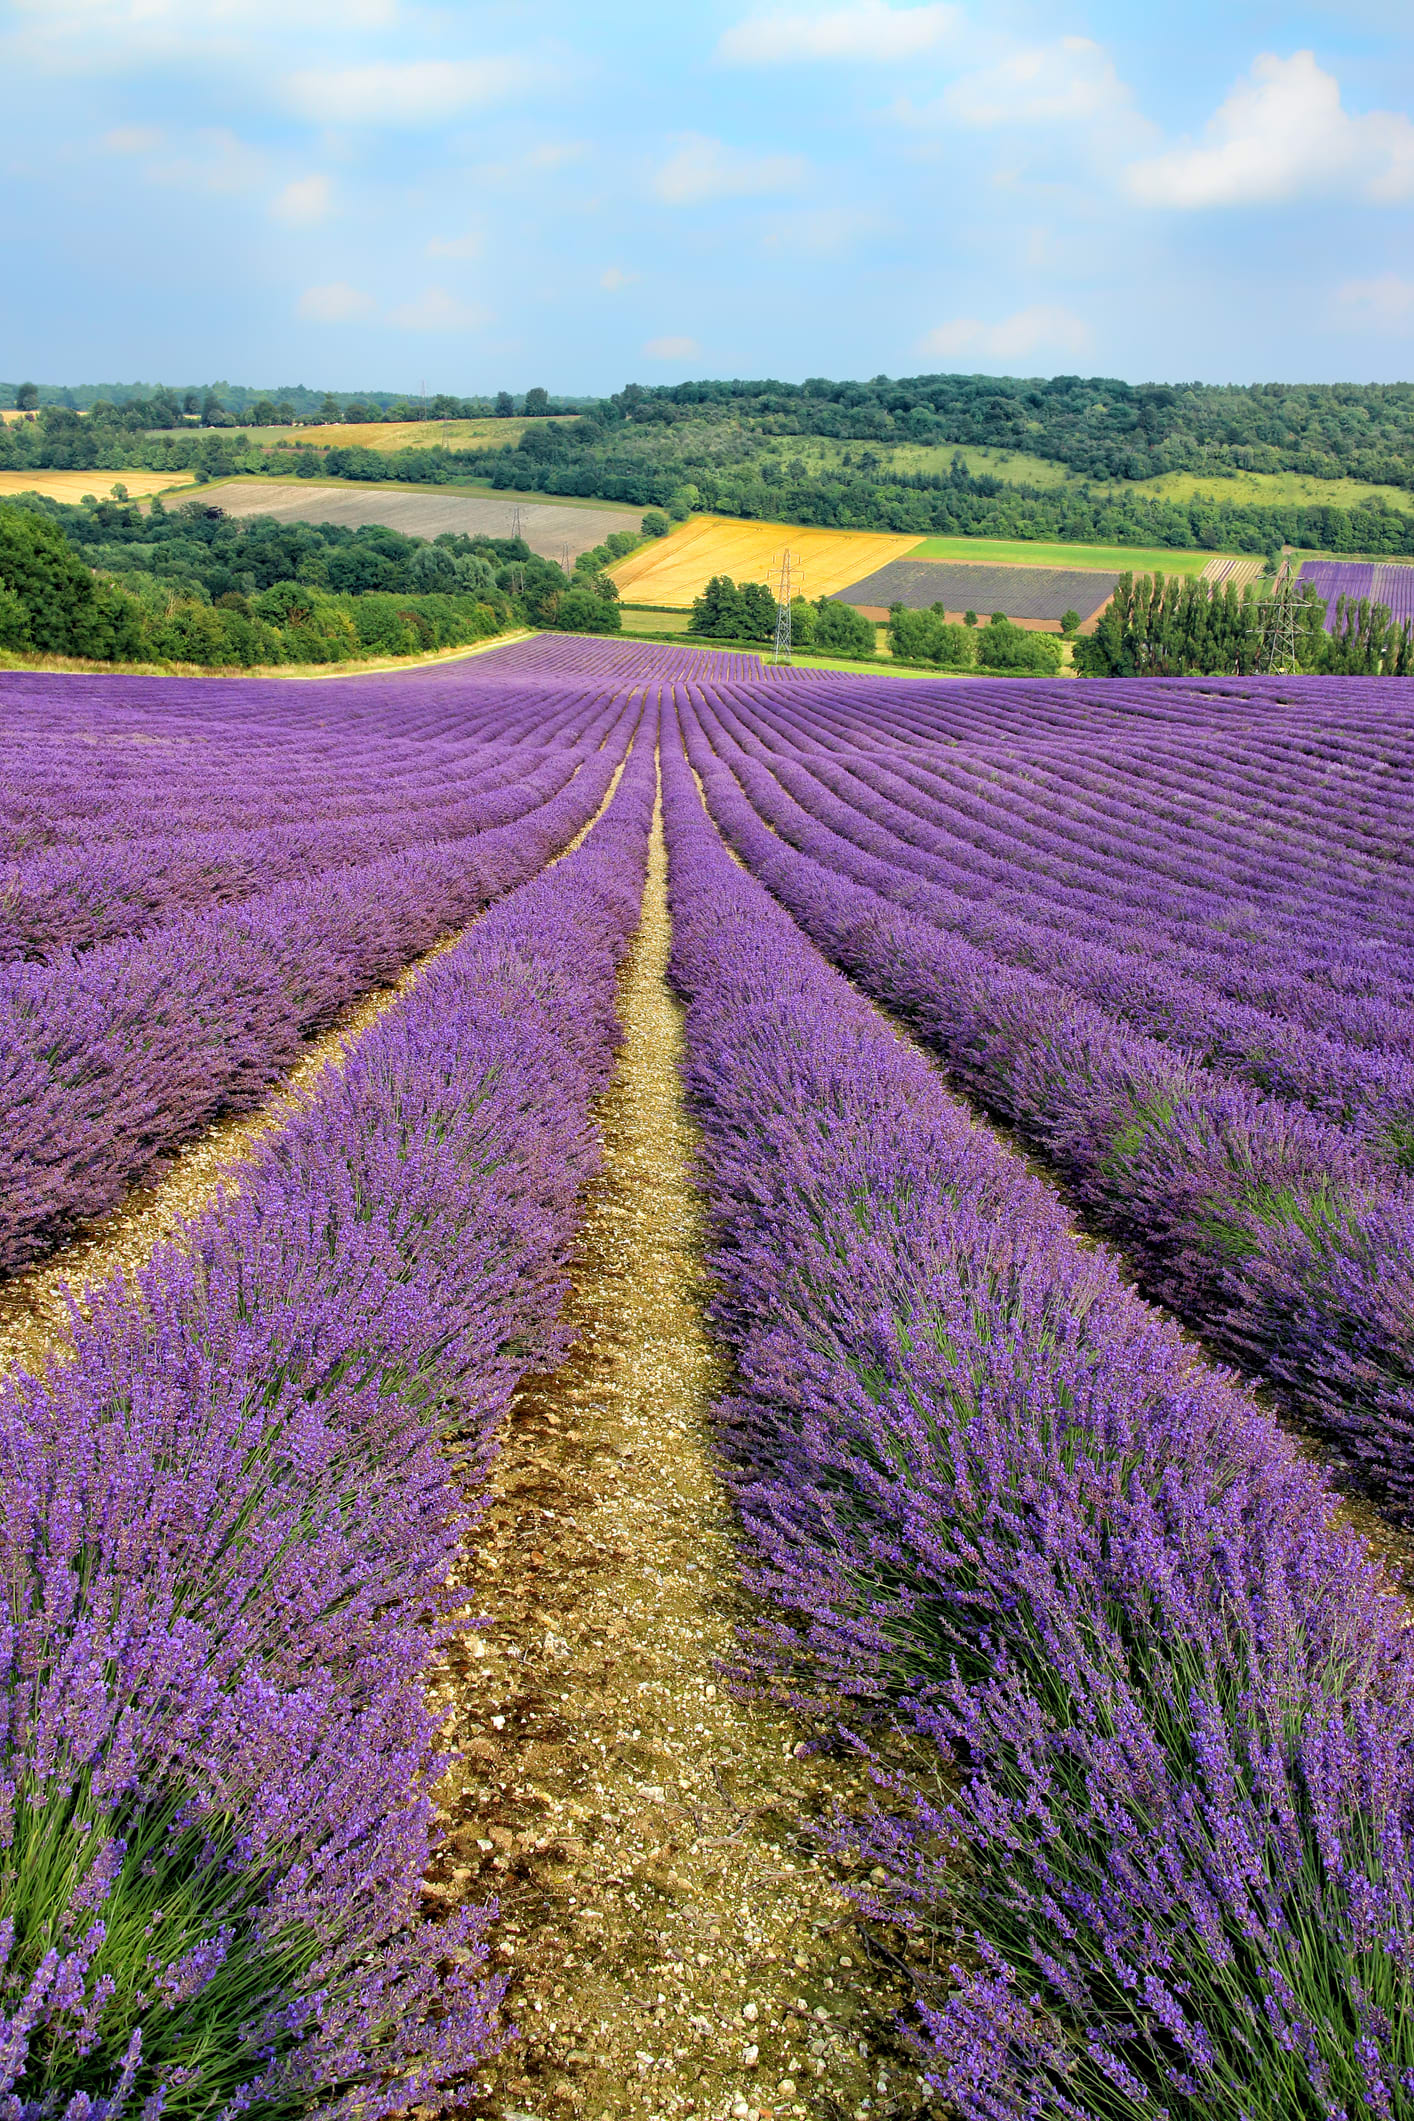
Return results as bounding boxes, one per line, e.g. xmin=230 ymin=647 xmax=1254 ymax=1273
xmin=1301 ymin=557 xmax=1414 ymax=626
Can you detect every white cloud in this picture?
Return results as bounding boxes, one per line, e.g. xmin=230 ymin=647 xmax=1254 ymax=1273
xmin=103 ymin=124 xmax=163 ymax=152
xmin=1127 ymin=50 xmax=1414 ymax=208
xmin=921 ymin=305 xmax=1091 ymax=363
xmin=942 ymin=37 xmax=1141 ymax=130
xmin=298 ymin=280 xmax=375 ymax=322
xmin=719 ymin=1 xmax=957 ymax=64
xmin=1333 ymin=274 xmax=1414 ymax=328
xmin=386 ymin=286 xmax=491 ymax=331
xmin=272 ymin=173 xmax=331 ymax=224
xmin=285 ymin=57 xmax=531 ymax=125
xmin=426 ymin=231 xmax=484 ymax=260
xmin=653 ymin=133 xmax=806 ymax=206
xmin=643 ymin=336 xmax=701 ymax=360
xmin=601 ymin=266 xmax=640 ymax=290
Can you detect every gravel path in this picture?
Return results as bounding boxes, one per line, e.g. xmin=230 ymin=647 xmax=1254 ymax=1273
xmin=435 ymin=801 xmax=936 ymax=2121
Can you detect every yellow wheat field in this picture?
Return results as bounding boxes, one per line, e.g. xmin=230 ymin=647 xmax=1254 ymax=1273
xmin=0 ymin=470 xmax=192 ymax=505
xmin=611 ymin=515 xmax=923 ymax=608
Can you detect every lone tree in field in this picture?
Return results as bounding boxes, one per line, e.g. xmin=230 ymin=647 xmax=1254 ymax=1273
xmin=14 ymin=382 xmax=38 ymax=411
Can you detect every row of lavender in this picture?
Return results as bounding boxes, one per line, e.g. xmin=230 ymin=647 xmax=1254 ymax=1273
xmin=678 ymin=675 xmax=1414 ymax=1518
xmin=660 ymin=711 xmax=1414 ymax=2121
xmin=0 ymin=667 xmax=623 ymax=959
xmin=719 ymin=676 xmax=1414 ymax=990
xmin=0 ymin=679 xmax=639 ymax=1272
xmin=0 ymin=713 xmax=659 ymax=2120
xmin=694 ymin=689 xmax=1414 ymax=1101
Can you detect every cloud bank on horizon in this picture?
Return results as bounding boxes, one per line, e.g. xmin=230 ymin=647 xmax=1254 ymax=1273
xmin=1 ymin=0 xmax=1412 ymax=391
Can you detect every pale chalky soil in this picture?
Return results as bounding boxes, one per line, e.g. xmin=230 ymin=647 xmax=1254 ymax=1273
xmin=435 ymin=807 xmax=938 ymax=2121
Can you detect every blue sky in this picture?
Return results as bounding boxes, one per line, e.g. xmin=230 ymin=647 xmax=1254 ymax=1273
xmin=2 ymin=0 xmax=1413 ymax=394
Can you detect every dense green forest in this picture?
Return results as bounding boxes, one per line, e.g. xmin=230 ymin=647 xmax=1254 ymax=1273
xmin=10 ymin=370 xmax=1413 ymax=483
xmin=0 ymin=495 xmax=627 ymax=667
xmin=590 ymin=375 xmax=1414 ymax=487
xmin=9 ymin=367 xmax=1414 ymax=561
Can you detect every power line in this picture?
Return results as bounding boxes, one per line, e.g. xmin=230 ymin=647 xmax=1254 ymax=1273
xmin=766 ymin=549 xmax=801 ymax=666
xmin=1261 ymin=543 xmax=1301 ymax=675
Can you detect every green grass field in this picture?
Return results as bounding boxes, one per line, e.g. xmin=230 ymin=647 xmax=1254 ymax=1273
xmin=1125 ymin=466 xmax=1414 ymax=515
xmin=618 ymin=606 xmax=692 ymax=633
xmin=904 ymin=534 xmax=1236 ymax=575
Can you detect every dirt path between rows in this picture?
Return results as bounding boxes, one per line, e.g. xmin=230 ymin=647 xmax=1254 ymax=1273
xmin=437 ymin=800 xmax=936 ymax=2121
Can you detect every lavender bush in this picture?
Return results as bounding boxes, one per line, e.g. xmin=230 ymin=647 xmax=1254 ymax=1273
xmin=676 ymin=688 xmax=1414 ymax=1515
xmin=0 ymin=718 xmax=658 ymax=2118
xmin=659 ymin=712 xmax=1414 ymax=2121
xmin=0 ymin=680 xmax=640 ymax=1272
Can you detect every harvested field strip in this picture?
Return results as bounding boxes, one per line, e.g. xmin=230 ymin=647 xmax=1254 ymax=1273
xmin=611 ymin=517 xmax=921 ymax=608
xmin=0 ymin=739 xmax=635 ymax=1387
xmin=0 ymin=469 xmax=188 ymax=503
xmin=204 ymin=479 xmax=641 ymax=561
xmin=440 ymin=795 xmax=930 ymax=2121
xmin=254 ymin=415 xmax=576 ymax=453
xmin=1199 ymin=555 xmax=1265 ymax=590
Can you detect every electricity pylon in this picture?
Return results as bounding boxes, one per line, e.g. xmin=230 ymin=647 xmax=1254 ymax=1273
xmin=767 ymin=549 xmax=801 ymax=665
xmin=1261 ymin=544 xmax=1301 ymax=675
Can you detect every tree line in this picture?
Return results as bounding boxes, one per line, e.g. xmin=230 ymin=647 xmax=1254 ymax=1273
xmin=0 ymin=497 xmax=684 ymax=669
xmin=3 ymin=382 xmax=573 ymax=425
xmin=9 ymin=403 xmax=1414 ymax=563
xmin=685 ymin=575 xmax=875 ymax=655
xmin=1074 ymin=572 xmax=1414 ymax=676
xmin=887 ymin=605 xmax=1063 ymax=672
xmin=14 ymin=368 xmax=1414 ymax=486
xmin=600 ymin=374 xmax=1414 ymax=489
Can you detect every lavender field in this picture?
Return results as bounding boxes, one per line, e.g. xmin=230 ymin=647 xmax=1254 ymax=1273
xmin=4 ymin=637 xmax=1414 ymax=2121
